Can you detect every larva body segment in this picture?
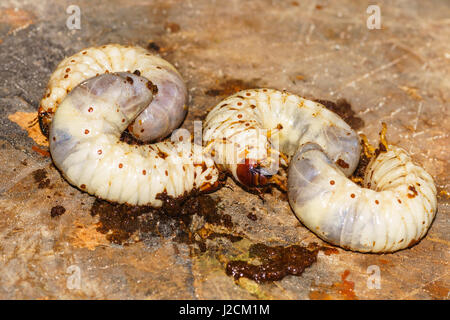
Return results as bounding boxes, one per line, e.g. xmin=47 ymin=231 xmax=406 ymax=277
xmin=204 ymin=88 xmax=437 ymax=253
xmin=39 ymin=44 xmax=188 ymax=142
xmin=50 ymin=72 xmax=219 ymax=206
xmin=289 ymin=143 xmax=437 ymax=252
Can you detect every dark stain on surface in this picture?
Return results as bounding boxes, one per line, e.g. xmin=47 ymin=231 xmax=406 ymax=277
xmin=226 ymin=243 xmax=319 ymax=283
xmin=205 ymin=79 xmax=258 ymax=97
xmin=315 ymin=99 xmax=364 ymax=130
xmin=90 ymin=192 xmax=232 ymax=250
xmin=32 ymin=168 xmax=50 ymax=189
xmin=247 ymin=212 xmax=258 ymax=221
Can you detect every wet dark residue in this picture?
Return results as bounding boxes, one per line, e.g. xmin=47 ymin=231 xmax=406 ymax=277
xmin=51 ymin=205 xmax=66 ymax=218
xmin=205 ymin=79 xmax=259 ymax=97
xmin=32 ymin=168 xmax=50 ymax=189
xmin=315 ymin=99 xmax=364 ymax=130
xmin=90 ymin=192 xmax=234 ymax=251
xmin=226 ymin=243 xmax=321 ymax=283
xmin=247 ymin=212 xmax=258 ymax=221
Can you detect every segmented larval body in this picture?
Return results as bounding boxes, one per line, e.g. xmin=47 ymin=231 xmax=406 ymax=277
xmin=39 ymin=44 xmax=187 ymax=142
xmin=49 ymin=73 xmax=218 ymax=206
xmin=203 ymin=88 xmax=437 ymax=252
xmin=203 ymin=89 xmax=360 ymax=186
xmin=289 ymin=143 xmax=437 ymax=252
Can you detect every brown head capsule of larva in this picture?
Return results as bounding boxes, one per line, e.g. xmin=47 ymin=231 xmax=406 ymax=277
xmin=236 ymin=158 xmax=272 ymax=188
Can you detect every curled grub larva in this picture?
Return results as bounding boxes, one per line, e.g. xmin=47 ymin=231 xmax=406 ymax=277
xmin=39 ymin=44 xmax=188 ymax=142
xmin=203 ymin=89 xmax=360 ymax=186
xmin=289 ymin=142 xmax=437 ymax=252
xmin=204 ymin=89 xmax=437 ymax=252
xmin=49 ymin=72 xmax=219 ymax=206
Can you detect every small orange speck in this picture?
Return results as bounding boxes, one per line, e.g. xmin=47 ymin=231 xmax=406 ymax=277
xmin=119 ymin=163 xmax=123 ymax=168
xmin=142 ymin=170 xmax=146 ymax=175
xmin=97 ymin=150 xmax=102 ymax=155
xmin=84 ymin=129 xmax=89 ymax=134
xmin=330 ymin=180 xmax=335 ymax=185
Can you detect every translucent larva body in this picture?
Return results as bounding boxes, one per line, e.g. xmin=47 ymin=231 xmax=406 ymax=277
xmin=39 ymin=44 xmax=188 ymax=142
xmin=289 ymin=143 xmax=437 ymax=252
xmin=204 ymin=89 xmax=437 ymax=252
xmin=50 ymin=72 xmax=219 ymax=206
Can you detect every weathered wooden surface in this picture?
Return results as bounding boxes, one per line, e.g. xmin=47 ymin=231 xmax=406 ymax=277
xmin=0 ymin=0 xmax=448 ymax=299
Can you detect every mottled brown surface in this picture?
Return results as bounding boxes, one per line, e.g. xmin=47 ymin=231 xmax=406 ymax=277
xmin=0 ymin=0 xmax=449 ymax=299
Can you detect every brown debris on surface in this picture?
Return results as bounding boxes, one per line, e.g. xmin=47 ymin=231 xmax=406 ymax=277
xmin=315 ymin=99 xmax=364 ymax=130
xmin=90 ymin=192 xmax=233 ymax=251
xmin=50 ymin=205 xmax=66 ymax=218
xmin=32 ymin=168 xmax=50 ymax=189
xmin=226 ymin=243 xmax=319 ymax=283
xmin=205 ymin=79 xmax=259 ymax=97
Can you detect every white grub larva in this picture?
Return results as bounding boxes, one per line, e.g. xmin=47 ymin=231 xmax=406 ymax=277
xmin=49 ymin=72 xmax=219 ymax=206
xmin=289 ymin=143 xmax=437 ymax=252
xmin=39 ymin=44 xmax=188 ymax=142
xmin=204 ymin=89 xmax=437 ymax=252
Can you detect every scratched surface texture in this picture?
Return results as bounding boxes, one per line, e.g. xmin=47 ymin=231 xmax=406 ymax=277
xmin=0 ymin=0 xmax=449 ymax=300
